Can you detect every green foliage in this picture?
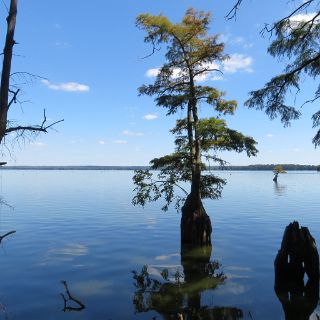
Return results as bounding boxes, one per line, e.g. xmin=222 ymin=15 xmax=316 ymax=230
xmin=273 ymin=165 xmax=287 ymax=174
xmin=245 ymin=0 xmax=320 ymax=146
xmin=133 ymin=8 xmax=257 ymax=211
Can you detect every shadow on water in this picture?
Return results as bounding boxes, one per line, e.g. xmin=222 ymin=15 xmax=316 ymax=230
xmin=132 ymin=244 xmax=243 ymax=319
xmin=273 ymin=182 xmax=287 ymax=196
xmin=274 ymin=221 xmax=320 ymax=319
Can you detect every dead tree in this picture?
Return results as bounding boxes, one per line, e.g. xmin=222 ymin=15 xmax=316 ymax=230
xmin=0 ymin=0 xmax=63 ymax=147
xmin=274 ymin=221 xmax=319 ymax=319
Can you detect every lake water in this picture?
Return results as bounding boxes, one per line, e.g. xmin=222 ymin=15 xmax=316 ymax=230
xmin=0 ymin=170 xmax=319 ymax=319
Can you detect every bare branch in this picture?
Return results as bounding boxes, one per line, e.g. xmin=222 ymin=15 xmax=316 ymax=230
xmin=7 ymin=88 xmax=19 ymax=109
xmin=0 ymin=230 xmax=16 ymax=243
xmin=61 ymin=280 xmax=85 ymax=312
xmin=261 ymin=0 xmax=316 ymax=35
xmin=225 ymin=0 xmax=243 ymax=20
xmin=151 ymin=179 xmax=188 ymax=195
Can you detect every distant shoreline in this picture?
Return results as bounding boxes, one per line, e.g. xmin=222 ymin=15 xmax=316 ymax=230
xmin=0 ymin=164 xmax=319 ymax=171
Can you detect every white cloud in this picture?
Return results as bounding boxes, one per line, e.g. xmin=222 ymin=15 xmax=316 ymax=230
xmin=233 ymin=36 xmax=253 ymax=48
xmin=113 ymin=140 xmax=127 ymax=144
xmin=122 ymin=130 xmax=144 ymax=136
xmin=145 ymin=54 xmax=252 ymax=84
xmin=143 ymin=114 xmax=158 ymax=120
xmin=30 ymin=142 xmax=47 ymax=147
xmin=267 ymin=133 xmax=274 ymax=138
xmin=293 ymin=148 xmax=300 ymax=152
xmin=220 ymin=34 xmax=253 ymax=49
xmin=41 ymin=79 xmax=90 ymax=92
xmin=223 ymin=54 xmax=253 ymax=73
xmin=146 ymin=68 xmax=160 ymax=77
xmin=98 ymin=140 xmax=106 ymax=145
xmin=289 ymin=12 xmax=320 ymax=23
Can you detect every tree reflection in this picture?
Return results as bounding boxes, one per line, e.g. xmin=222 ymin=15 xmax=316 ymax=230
xmin=273 ymin=182 xmax=287 ymax=196
xmin=132 ymin=245 xmax=243 ymax=319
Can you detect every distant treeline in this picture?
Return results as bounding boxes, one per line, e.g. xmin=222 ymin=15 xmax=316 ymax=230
xmin=0 ymin=164 xmax=319 ymax=171
xmin=213 ymin=164 xmax=320 ymax=171
xmin=0 ymin=166 xmax=149 ymax=171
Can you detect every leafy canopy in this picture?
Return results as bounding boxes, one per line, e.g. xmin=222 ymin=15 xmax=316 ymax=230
xmin=133 ymin=9 xmax=258 ymax=211
xmin=242 ymin=0 xmax=320 ymax=146
xmin=273 ymin=165 xmax=287 ymax=174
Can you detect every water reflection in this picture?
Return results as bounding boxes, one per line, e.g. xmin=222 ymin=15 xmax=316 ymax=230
xmin=132 ymin=245 xmax=243 ymax=319
xmin=273 ymin=182 xmax=287 ymax=196
xmin=60 ymin=280 xmax=85 ymax=312
xmin=274 ymin=221 xmax=320 ymax=319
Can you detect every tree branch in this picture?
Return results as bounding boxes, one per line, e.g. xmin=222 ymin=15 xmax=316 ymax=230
xmin=5 ymin=109 xmax=64 ymax=134
xmin=225 ymin=0 xmax=243 ymax=20
xmin=0 ymin=230 xmax=16 ymax=243
xmin=61 ymin=280 xmax=85 ymax=312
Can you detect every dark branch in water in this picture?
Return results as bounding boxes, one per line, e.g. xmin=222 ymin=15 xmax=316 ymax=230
xmin=61 ymin=280 xmax=85 ymax=312
xmin=0 ymin=230 xmax=16 ymax=243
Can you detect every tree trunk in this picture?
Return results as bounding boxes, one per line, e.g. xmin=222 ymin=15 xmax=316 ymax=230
xmin=181 ymin=193 xmax=212 ymax=245
xmin=0 ymin=0 xmax=18 ymax=144
xmin=274 ymin=221 xmax=319 ymax=319
xmin=273 ymin=173 xmax=278 ymax=183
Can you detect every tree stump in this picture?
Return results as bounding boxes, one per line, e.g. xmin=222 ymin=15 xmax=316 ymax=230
xmin=274 ymin=221 xmax=319 ymax=319
xmin=181 ymin=195 xmax=212 ymax=246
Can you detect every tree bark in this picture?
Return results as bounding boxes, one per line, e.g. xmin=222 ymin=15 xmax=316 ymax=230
xmin=180 ymin=69 xmax=212 ymax=246
xmin=273 ymin=173 xmax=278 ymax=183
xmin=181 ymin=194 xmax=212 ymax=245
xmin=0 ymin=0 xmax=17 ymax=144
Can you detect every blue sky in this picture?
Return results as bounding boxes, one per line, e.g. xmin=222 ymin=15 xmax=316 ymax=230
xmin=1 ymin=0 xmax=319 ymax=165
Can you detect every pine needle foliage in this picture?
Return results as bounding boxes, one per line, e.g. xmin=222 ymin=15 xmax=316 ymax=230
xmin=244 ymin=0 xmax=320 ymax=146
xmin=133 ymin=8 xmax=258 ymax=211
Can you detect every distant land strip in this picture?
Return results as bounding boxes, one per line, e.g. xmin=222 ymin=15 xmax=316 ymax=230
xmin=0 ymin=164 xmax=319 ymax=171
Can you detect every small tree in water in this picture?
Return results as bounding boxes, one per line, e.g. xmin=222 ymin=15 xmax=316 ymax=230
xmin=133 ymin=9 xmax=258 ymax=245
xmin=273 ymin=165 xmax=286 ymax=183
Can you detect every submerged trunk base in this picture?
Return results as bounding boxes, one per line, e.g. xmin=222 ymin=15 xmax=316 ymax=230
xmin=181 ymin=195 xmax=212 ymax=246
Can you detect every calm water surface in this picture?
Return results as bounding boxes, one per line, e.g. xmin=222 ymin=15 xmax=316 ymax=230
xmin=0 ymin=170 xmax=319 ymax=319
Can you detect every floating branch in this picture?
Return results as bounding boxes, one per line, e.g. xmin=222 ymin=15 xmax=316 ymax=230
xmin=0 ymin=230 xmax=16 ymax=243
xmin=60 ymin=280 xmax=85 ymax=312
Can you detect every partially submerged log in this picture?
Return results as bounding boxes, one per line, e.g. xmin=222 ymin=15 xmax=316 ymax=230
xmin=274 ymin=221 xmax=319 ymax=319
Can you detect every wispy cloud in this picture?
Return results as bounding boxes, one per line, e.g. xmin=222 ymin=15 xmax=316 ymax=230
xmin=30 ymin=142 xmax=47 ymax=147
xmin=145 ymin=53 xmax=253 ymax=83
xmin=123 ymin=130 xmax=144 ymax=137
xmin=54 ymin=23 xmax=62 ymax=30
xmin=55 ymin=41 xmax=71 ymax=48
xmin=223 ymin=54 xmax=253 ymax=73
xmin=143 ymin=114 xmax=158 ymax=120
xmin=233 ymin=36 xmax=253 ymax=49
xmin=293 ymin=148 xmax=300 ymax=152
xmin=267 ymin=133 xmax=274 ymax=138
xmin=219 ymin=34 xmax=253 ymax=49
xmin=98 ymin=140 xmax=106 ymax=145
xmin=146 ymin=63 xmax=221 ymax=83
xmin=41 ymin=79 xmax=90 ymax=92
xmin=113 ymin=140 xmax=127 ymax=144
